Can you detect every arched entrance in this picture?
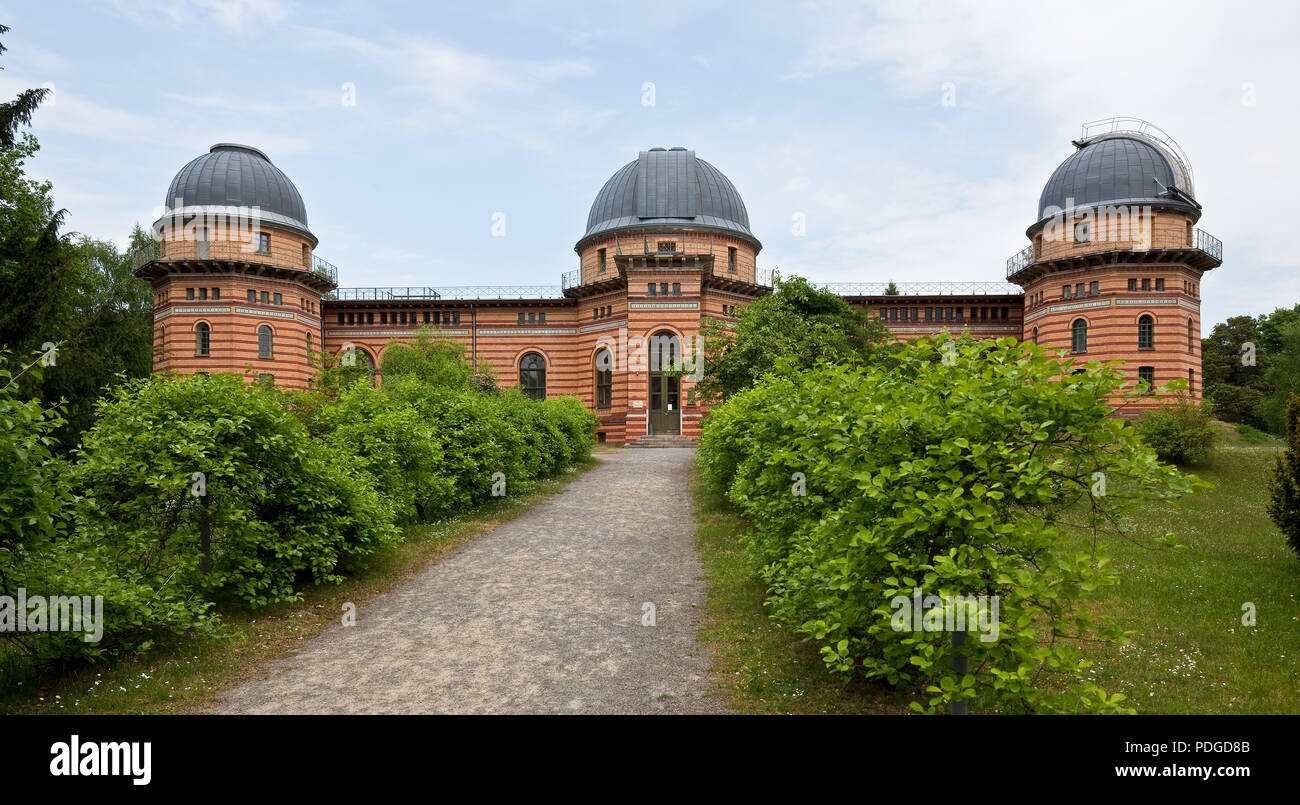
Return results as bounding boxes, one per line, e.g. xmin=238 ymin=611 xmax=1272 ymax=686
xmin=647 ymin=330 xmax=681 ymax=435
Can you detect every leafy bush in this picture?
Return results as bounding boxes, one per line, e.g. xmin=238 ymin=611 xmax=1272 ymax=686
xmin=1267 ymin=394 xmax=1300 ymax=559
xmin=1135 ymin=393 xmax=1217 ymax=465
xmin=69 ymin=373 xmax=400 ymax=609
xmin=699 ymin=334 xmax=1197 ymax=713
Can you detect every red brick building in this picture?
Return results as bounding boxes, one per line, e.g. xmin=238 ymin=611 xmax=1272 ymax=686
xmin=135 ymin=119 xmax=1222 ymax=443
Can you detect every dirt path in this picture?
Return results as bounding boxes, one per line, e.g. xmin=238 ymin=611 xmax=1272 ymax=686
xmin=210 ymin=448 xmax=727 ymax=714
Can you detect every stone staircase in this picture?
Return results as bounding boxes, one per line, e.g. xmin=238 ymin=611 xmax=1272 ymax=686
xmin=625 ymin=434 xmax=697 ymax=448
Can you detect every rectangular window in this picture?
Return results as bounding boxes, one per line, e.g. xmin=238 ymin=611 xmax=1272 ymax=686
xmin=261 ymin=291 xmax=269 ymax=304
xmin=910 ymin=307 xmax=918 ymax=322
xmin=945 ymin=307 xmax=953 ymax=322
xmin=728 ymin=247 xmax=737 ymax=273
xmin=598 ymin=248 xmax=607 ymax=273
xmin=1076 ymin=283 xmax=1085 ymax=298
xmin=258 ymin=373 xmax=274 ymax=386
xmin=1138 ymin=366 xmax=1155 ymax=393
xmin=248 ymin=289 xmax=256 ymax=303
xmin=889 ymin=307 xmax=898 ymax=321
xmin=657 ymin=241 xmax=675 ymax=253
xmin=955 ymin=307 xmax=963 ymax=322
xmin=1155 ymin=278 xmax=1165 ymax=291
xmin=337 ymin=313 xmax=344 ymax=325
xmin=1089 ymin=281 xmax=1099 ymax=296
xmin=347 ymin=312 xmax=355 ymax=325
xmin=212 ymin=288 xmax=220 ymax=300
xmin=186 ymin=288 xmax=195 ymax=300
xmin=1128 ymin=278 xmax=1137 ymax=291
xmin=539 ymin=312 xmax=546 ymax=324
xmin=878 ymin=309 xmax=886 ymax=321
xmin=199 ymin=287 xmax=208 ymax=300
xmin=1062 ymin=285 xmax=1071 ymax=299
xmin=594 ymin=307 xmax=599 ymax=320
xmin=647 ymin=283 xmax=657 ymax=296
xmin=366 ymin=312 xmax=374 ymax=325
xmin=660 ymin=283 xmax=669 ymax=296
xmin=273 ymin=293 xmax=282 ymax=306
xmin=1141 ymin=278 xmax=1150 ymax=291
xmin=381 ymin=312 xmax=389 ymax=324
xmin=424 ymin=312 xmax=431 ymax=324
xmin=519 ymin=312 xmax=526 ymax=324
xmin=257 ymin=233 xmax=270 ymax=254
xmin=1001 ymin=306 xmax=1009 ymax=320
xmin=453 ymin=312 xmax=460 ymax=324
xmin=671 ymin=283 xmax=681 ymax=297
xmin=528 ymin=312 xmax=536 ymax=323
xmin=925 ymin=308 xmax=933 ymax=322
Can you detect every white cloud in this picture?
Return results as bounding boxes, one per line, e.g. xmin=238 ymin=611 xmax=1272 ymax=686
xmin=103 ymin=0 xmax=290 ymax=31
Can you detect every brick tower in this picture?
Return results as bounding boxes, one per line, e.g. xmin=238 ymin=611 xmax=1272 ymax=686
xmin=134 ymin=143 xmax=336 ymax=389
xmin=1009 ymin=119 xmax=1223 ymax=412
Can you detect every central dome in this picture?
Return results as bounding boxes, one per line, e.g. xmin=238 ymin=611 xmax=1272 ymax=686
xmin=578 ymin=147 xmax=758 ymax=251
xmin=160 ymin=143 xmax=314 ymax=242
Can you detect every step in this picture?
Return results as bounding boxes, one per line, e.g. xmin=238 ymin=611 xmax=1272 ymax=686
xmin=625 ymin=434 xmax=697 ymax=448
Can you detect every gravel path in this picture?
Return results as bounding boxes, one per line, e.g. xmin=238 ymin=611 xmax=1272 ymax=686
xmin=210 ymin=448 xmax=727 ymax=714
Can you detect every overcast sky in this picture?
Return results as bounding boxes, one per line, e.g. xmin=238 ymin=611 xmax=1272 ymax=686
xmin=2 ymin=0 xmax=1296 ymax=331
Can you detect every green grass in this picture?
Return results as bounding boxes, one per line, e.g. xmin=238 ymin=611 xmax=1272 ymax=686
xmin=1232 ymin=422 xmax=1276 ymax=445
xmin=1063 ymin=430 xmax=1299 ymax=713
xmin=694 ymin=426 xmax=1299 ymax=714
xmin=0 ymin=456 xmax=602 ymax=715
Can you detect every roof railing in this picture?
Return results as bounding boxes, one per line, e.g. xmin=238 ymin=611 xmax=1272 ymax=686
xmin=311 ymin=254 xmax=339 ymax=283
xmin=822 ymin=281 xmax=1023 ymax=297
xmin=1079 ymin=117 xmax=1195 ymax=192
xmin=329 ymin=286 xmax=567 ymax=301
xmin=1006 ymin=227 xmax=1222 ymax=279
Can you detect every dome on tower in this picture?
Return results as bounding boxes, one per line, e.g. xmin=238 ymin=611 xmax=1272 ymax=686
xmin=1035 ymin=121 xmax=1201 ymax=226
xmin=577 ymin=147 xmax=758 ymax=251
xmin=159 ymin=143 xmax=313 ymax=241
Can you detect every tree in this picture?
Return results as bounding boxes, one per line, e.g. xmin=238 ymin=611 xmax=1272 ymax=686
xmin=1267 ymin=394 xmax=1300 ymax=559
xmin=1202 ymin=314 xmax=1271 ymax=429
xmin=0 ymin=25 xmax=51 ymax=148
xmin=1257 ymin=319 xmax=1300 ymax=434
xmin=380 ymin=328 xmax=476 ymax=389
xmin=884 ymin=280 xmax=900 ymax=295
xmin=696 ymin=275 xmax=891 ymax=402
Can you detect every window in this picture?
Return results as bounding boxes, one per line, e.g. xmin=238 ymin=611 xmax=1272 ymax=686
xmin=199 ymin=287 xmax=208 ymax=300
xmin=258 ymin=325 xmax=273 ymax=359
xmin=1155 ymin=278 xmax=1164 ymax=291
xmin=598 ymin=248 xmax=607 ymax=273
xmin=347 ymin=313 xmax=355 ymax=325
xmin=1089 ymin=281 xmax=1099 ymax=296
xmin=1188 ymin=319 xmax=1195 ymax=354
xmin=945 ymin=307 xmax=953 ymax=322
xmin=1062 ymin=285 xmax=1071 ymax=299
xmin=1032 ymin=326 xmax=1038 ymax=344
xmin=453 ymin=312 xmax=460 ymax=324
xmin=728 ymin=247 xmax=737 ymax=273
xmin=660 ymin=283 xmax=669 ymax=296
xmin=539 ymin=312 xmax=547 ymax=324
xmin=593 ymin=307 xmax=599 ymax=320
xmin=261 ymin=291 xmax=269 ymax=304
xmin=1188 ymin=368 xmax=1195 ymax=394
xmin=518 ymin=312 xmax=526 ymax=324
xmin=1128 ymin=278 xmax=1137 ymax=291
xmin=1138 ymin=366 xmax=1155 ymax=393
xmin=520 ymin=353 xmax=546 ymax=400
xmin=256 ymin=233 xmax=270 ymax=254
xmin=528 ymin=312 xmax=536 ymax=324
xmin=186 ymin=287 xmax=195 ymax=300
xmin=424 ymin=312 xmax=431 ymax=324
xmin=647 ymin=283 xmax=657 ymax=297
xmin=595 ymin=349 xmax=612 ymax=409
xmin=1075 ymin=283 xmax=1085 ymax=298
xmin=248 ymin=289 xmax=257 ymax=303
xmin=1033 ymin=234 xmax=1043 ymax=259
xmin=1001 ymin=306 xmax=1009 ymax=319
xmin=366 ymin=312 xmax=374 ymax=324
xmin=672 ymin=283 xmax=681 ymax=297
xmin=1071 ymin=319 xmax=1088 ymax=353
xmin=306 ymin=332 xmax=313 ymax=359
xmin=212 ymin=288 xmax=221 ymax=300
xmin=1141 ymin=278 xmax=1150 ymax=291
xmin=889 ymin=307 xmax=898 ymax=321
xmin=273 ymin=293 xmax=282 ymax=306
xmin=194 ymin=322 xmax=210 ymax=356
xmin=1138 ymin=315 xmax=1154 ymax=350
xmin=337 ymin=313 xmax=344 ymax=325
xmin=302 ymin=244 xmax=309 ymax=267
xmin=657 ymin=241 xmax=675 ymax=253
xmin=258 ymin=373 xmax=274 ymax=386
xmin=196 ymin=228 xmax=209 ymax=260
xmin=1187 ymin=222 xmax=1194 ymax=246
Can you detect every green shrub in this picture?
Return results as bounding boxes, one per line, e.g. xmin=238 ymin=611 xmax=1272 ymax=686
xmin=1267 ymin=394 xmax=1300 ymax=559
xmin=698 ymin=334 xmax=1197 ymax=713
xmin=69 ymin=373 xmax=399 ymax=609
xmin=1135 ymin=393 xmax=1217 ymax=465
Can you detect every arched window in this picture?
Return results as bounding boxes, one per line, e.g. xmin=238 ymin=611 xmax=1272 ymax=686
xmin=594 ymin=349 xmax=612 ymax=409
xmin=258 ymin=325 xmax=274 ymax=359
xmin=195 ymin=322 xmax=210 ymax=356
xmin=1138 ymin=315 xmax=1154 ymax=350
xmin=520 ymin=352 xmax=546 ymax=400
xmin=1031 ymin=326 xmax=1038 ymax=345
xmin=1071 ymin=319 xmax=1088 ymax=353
xmin=1188 ymin=318 xmax=1195 ymax=354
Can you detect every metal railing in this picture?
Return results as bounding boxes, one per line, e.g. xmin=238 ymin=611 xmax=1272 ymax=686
xmin=329 ymin=286 xmax=567 ymax=301
xmin=561 ymin=268 xmax=581 ymax=290
xmin=821 ymin=281 xmax=1023 ymax=297
xmin=1006 ymin=227 xmax=1222 ymax=279
xmin=312 ymin=254 xmax=339 ymax=283
xmin=129 ymin=240 xmax=160 ymax=271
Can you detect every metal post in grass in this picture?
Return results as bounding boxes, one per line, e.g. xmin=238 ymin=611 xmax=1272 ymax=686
xmin=951 ymin=628 xmax=968 ymax=715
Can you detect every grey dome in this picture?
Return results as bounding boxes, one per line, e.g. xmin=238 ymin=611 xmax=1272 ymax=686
xmin=163 ymin=143 xmax=313 ymax=239
xmin=578 ymin=148 xmax=758 ymax=250
xmin=1036 ymin=134 xmax=1199 ymax=223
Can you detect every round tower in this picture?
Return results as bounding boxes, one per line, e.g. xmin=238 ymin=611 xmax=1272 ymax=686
xmin=135 ymin=144 xmax=335 ymax=389
xmin=1010 ymin=119 xmax=1223 ymax=412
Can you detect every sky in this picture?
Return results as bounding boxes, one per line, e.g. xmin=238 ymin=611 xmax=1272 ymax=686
xmin=2 ymin=0 xmax=1297 ymax=332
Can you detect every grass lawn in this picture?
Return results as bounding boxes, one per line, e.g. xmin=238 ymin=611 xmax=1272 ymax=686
xmin=694 ymin=424 xmax=1299 ymax=714
xmin=0 ymin=455 xmax=604 ymax=715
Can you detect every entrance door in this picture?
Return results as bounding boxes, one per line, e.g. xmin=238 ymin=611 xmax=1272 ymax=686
xmin=648 ymin=374 xmax=680 ymax=435
xmin=647 ymin=330 xmax=681 ymax=435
